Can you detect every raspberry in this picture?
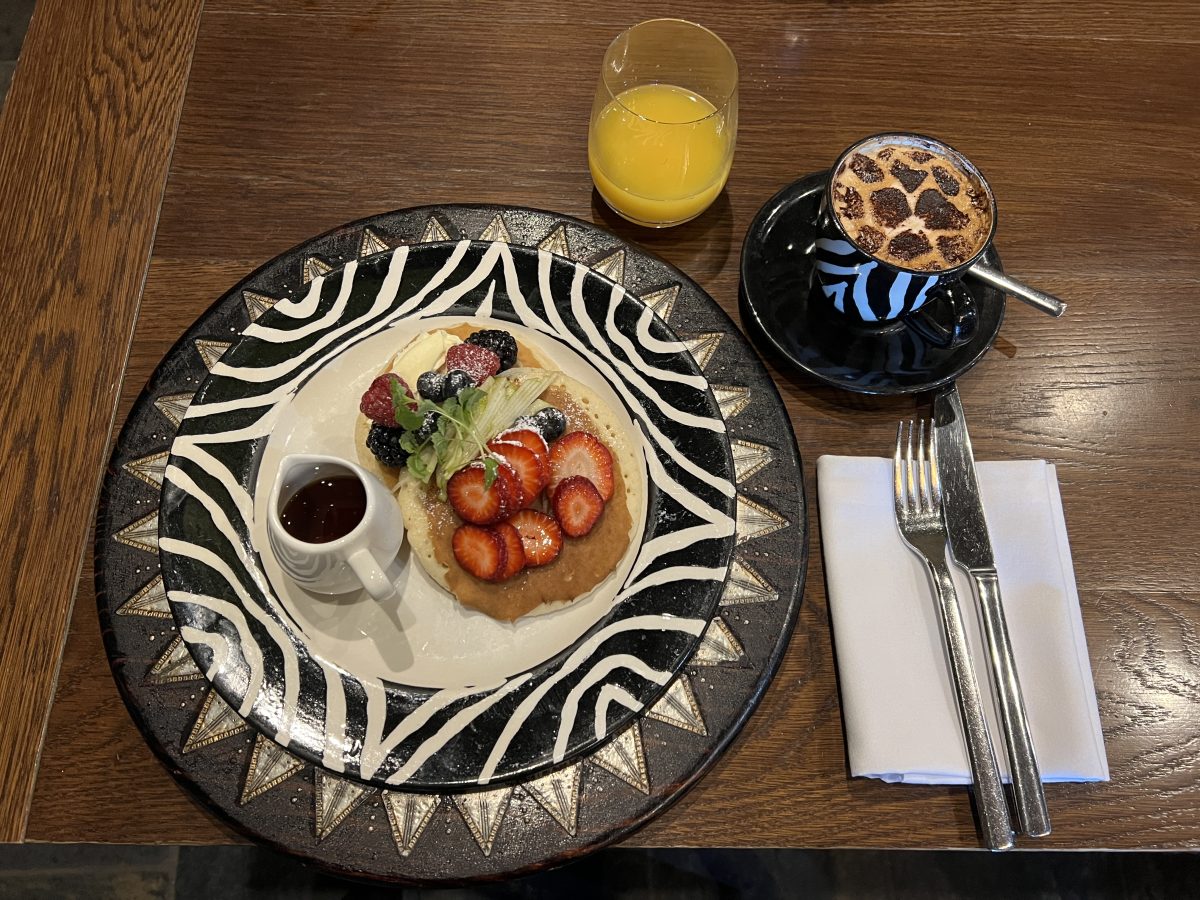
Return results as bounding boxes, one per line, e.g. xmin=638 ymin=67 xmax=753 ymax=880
xmin=359 ymin=373 xmax=414 ymax=427
xmin=445 ymin=343 xmax=501 ymax=384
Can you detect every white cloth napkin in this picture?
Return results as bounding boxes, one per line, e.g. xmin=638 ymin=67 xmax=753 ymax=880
xmin=817 ymin=455 xmax=1109 ymax=784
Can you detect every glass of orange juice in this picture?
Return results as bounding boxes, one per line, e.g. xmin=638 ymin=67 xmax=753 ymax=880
xmin=588 ymin=19 xmax=738 ymax=228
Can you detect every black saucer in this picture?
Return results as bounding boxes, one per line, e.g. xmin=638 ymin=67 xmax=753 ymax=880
xmin=739 ymin=171 xmax=1005 ymax=395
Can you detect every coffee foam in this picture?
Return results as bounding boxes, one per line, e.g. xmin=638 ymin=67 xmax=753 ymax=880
xmin=831 ymin=137 xmax=992 ymax=272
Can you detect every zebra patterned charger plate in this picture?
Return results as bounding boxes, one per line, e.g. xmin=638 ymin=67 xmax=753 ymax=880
xmin=160 ymin=239 xmax=736 ymax=790
xmin=97 ymin=206 xmax=806 ymax=882
xmin=739 ymin=171 xmax=1006 ymax=395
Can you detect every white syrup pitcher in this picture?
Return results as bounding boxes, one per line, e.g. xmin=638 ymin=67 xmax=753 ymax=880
xmin=267 ymin=453 xmax=404 ymax=601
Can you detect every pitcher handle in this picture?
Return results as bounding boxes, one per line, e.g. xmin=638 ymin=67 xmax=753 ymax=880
xmin=347 ymin=548 xmax=395 ymax=602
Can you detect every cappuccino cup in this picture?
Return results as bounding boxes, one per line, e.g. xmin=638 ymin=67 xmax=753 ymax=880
xmin=813 ymin=132 xmax=997 ymax=345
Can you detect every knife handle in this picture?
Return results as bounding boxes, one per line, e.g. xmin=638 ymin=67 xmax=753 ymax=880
xmin=923 ymin=557 xmax=1014 ymax=850
xmin=973 ymin=570 xmax=1052 ymax=837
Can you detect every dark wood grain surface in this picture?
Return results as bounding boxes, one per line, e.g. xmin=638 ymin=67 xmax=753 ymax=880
xmin=0 ymin=0 xmax=203 ymax=842
xmin=10 ymin=0 xmax=1200 ymax=848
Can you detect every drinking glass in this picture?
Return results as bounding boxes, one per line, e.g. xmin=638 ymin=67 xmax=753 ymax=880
xmin=588 ymin=19 xmax=738 ymax=228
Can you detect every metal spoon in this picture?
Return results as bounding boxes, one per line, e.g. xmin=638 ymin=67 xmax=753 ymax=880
xmin=970 ymin=263 xmax=1067 ymax=317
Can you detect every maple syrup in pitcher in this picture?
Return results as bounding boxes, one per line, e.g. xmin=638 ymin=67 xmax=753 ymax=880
xmin=279 ymin=474 xmax=367 ymax=544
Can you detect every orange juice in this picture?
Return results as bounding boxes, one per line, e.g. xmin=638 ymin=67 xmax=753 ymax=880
xmin=588 ymin=83 xmax=733 ymax=226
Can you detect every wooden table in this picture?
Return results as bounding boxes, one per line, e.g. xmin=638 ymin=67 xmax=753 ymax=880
xmin=2 ymin=0 xmax=1198 ymax=850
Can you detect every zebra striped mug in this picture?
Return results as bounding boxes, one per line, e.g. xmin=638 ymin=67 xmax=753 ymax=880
xmin=813 ymin=133 xmax=997 ymax=345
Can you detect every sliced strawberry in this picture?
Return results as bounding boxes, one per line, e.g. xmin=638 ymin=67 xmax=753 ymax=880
xmin=493 ymin=459 xmax=526 ymax=510
xmin=452 ymin=524 xmax=507 ymax=582
xmin=445 ymin=343 xmax=501 ymax=384
xmin=508 ymin=509 xmax=563 ymax=567
xmin=487 ymin=441 xmax=548 ymax=507
xmin=548 ymin=432 xmax=615 ymax=501
xmin=447 ymin=463 xmax=509 ymax=525
xmin=359 ymin=373 xmax=416 ymax=427
xmin=495 ymin=427 xmax=549 ymax=462
xmin=552 ymin=475 xmax=605 ymax=538
xmin=493 ymin=521 xmax=527 ymax=581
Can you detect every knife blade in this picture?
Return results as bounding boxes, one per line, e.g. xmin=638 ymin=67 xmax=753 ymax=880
xmin=934 ymin=384 xmax=1051 ymax=837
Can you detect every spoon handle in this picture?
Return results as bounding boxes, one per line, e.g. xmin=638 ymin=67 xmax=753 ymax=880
xmin=969 ymin=263 xmax=1067 ymax=318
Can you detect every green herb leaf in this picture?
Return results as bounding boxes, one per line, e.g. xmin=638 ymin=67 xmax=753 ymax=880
xmin=406 ymin=444 xmax=437 ymax=483
xmin=482 ymin=456 xmax=499 ymax=490
xmin=389 ymin=379 xmax=425 ymax=431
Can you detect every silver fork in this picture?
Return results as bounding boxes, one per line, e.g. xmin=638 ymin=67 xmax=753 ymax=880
xmin=894 ymin=420 xmax=1014 ymax=851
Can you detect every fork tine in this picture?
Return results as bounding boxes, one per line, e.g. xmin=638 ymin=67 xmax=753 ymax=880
xmin=904 ymin=420 xmax=916 ymax=515
xmin=917 ymin=420 xmax=929 ymax=513
xmin=928 ymin=421 xmax=941 ymax=514
xmin=894 ymin=422 xmax=905 ymax=514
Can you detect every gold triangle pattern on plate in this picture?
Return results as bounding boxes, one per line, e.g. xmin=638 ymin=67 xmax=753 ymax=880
xmin=720 ymin=558 xmax=778 ymax=606
xmin=420 ymin=216 xmax=452 ymax=243
xmin=479 ymin=213 xmax=512 ymax=243
xmin=145 ymin=634 xmax=203 ymax=684
xmin=591 ymin=248 xmax=625 ymax=284
xmin=640 ymin=284 xmax=680 ymax=323
xmin=735 ymin=495 xmax=788 ymax=545
xmin=314 ymin=770 xmax=372 ymax=841
xmin=240 ymin=733 xmax=305 ymax=805
xmin=302 ymin=255 xmax=333 ymax=284
xmin=382 ymin=791 xmax=440 ymax=857
xmin=193 ymin=339 xmax=232 ymax=371
xmin=537 ymin=223 xmax=571 ymax=259
xmin=710 ymin=384 xmax=752 ymax=419
xmin=522 ymin=763 xmax=581 ymax=836
xmin=182 ymin=689 xmax=247 ymax=753
xmin=359 ymin=227 xmax=390 ymax=257
xmin=117 ymin=574 xmax=171 ymax=619
xmin=646 ymin=674 xmax=707 ymax=736
xmin=454 ymin=786 xmax=514 ymax=857
xmin=122 ymin=450 xmax=169 ymax=490
xmin=730 ymin=439 xmax=774 ymax=483
xmin=589 ymin=722 xmax=649 ymax=794
xmin=682 ymin=332 xmax=722 ymax=370
xmin=692 ymin=616 xmax=744 ymax=666
xmin=153 ymin=392 xmax=193 ymax=428
xmin=243 ymin=290 xmax=279 ymax=323
xmin=115 ymin=510 xmax=160 ymax=554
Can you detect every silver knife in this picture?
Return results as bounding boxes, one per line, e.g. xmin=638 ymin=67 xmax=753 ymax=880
xmin=934 ymin=385 xmax=1051 ymax=837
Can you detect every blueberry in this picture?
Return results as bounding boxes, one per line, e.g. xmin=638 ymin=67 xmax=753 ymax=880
xmin=414 ymin=411 xmax=440 ymax=442
xmin=466 ymin=329 xmax=518 ymax=370
xmin=444 ymin=369 xmax=474 ymax=398
xmin=365 ymin=424 xmax=410 ymax=468
xmin=516 ymin=407 xmax=566 ymax=443
xmin=533 ymin=407 xmax=567 ymax=442
xmin=417 ymin=370 xmax=447 ymax=403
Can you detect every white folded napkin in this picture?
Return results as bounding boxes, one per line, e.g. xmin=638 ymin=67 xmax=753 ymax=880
xmin=817 ymin=455 xmax=1109 ymax=784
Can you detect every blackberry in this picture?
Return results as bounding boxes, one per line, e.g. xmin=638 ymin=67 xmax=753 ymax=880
xmin=417 ymin=370 xmax=448 ymax=403
xmin=365 ymin=424 xmax=410 ymax=468
xmin=414 ymin=411 xmax=440 ymax=442
xmin=466 ymin=329 xmax=518 ymax=370
xmin=444 ymin=369 xmax=474 ymax=399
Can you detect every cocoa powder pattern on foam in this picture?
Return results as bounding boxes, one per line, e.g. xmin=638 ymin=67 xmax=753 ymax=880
xmin=831 ymin=139 xmax=991 ymax=271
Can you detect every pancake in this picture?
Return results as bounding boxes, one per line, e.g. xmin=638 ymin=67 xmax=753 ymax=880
xmin=355 ymin=326 xmax=643 ymax=621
